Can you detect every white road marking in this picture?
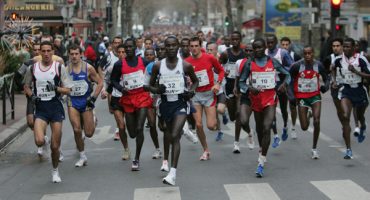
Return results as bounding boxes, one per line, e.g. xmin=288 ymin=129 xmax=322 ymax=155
xmin=90 ymin=125 xmax=112 ymax=145
xmin=40 ymin=192 xmax=90 ymax=200
xmin=134 ymin=187 xmax=181 ymax=200
xmin=224 ymin=183 xmax=280 ymax=200
xmin=311 ymin=180 xmax=370 ymax=200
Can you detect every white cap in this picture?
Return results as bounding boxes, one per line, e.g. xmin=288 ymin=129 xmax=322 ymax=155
xmin=103 ymin=36 xmax=109 ymax=42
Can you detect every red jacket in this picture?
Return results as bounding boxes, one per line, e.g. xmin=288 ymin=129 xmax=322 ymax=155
xmin=84 ymin=45 xmax=97 ymax=62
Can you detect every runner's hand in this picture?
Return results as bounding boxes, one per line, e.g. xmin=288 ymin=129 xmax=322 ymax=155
xmin=101 ymin=90 xmax=107 ymax=99
xmin=87 ymin=96 xmax=97 ymax=108
xmin=46 ymin=81 xmax=57 ymax=92
xmin=277 ymin=83 xmax=287 ymax=94
xmin=348 ymin=64 xmax=356 ymax=73
xmin=331 ymin=81 xmax=338 ymax=89
xmin=30 ymin=94 xmax=40 ymax=104
xmin=249 ymin=87 xmax=260 ymax=95
xmin=157 ymin=84 xmax=166 ymax=94
xmin=320 ymin=85 xmax=328 ymax=93
xmin=212 ymin=83 xmax=220 ymax=94
xmin=183 ymin=90 xmax=195 ymax=101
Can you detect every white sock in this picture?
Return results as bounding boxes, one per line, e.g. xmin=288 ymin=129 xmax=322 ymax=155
xmin=53 ymin=168 xmax=58 ymax=172
xmin=258 ymin=155 xmax=266 ymax=166
xmin=115 ymin=128 xmax=119 ymax=132
xmin=291 ymin=125 xmax=296 ymax=130
xmin=274 ymin=135 xmax=279 ymax=138
xmin=169 ymin=167 xmax=176 ymax=176
xmin=80 ymin=151 xmax=86 ymax=158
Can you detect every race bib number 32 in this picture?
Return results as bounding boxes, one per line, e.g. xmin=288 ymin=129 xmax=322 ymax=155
xmin=159 ymin=74 xmax=184 ymax=95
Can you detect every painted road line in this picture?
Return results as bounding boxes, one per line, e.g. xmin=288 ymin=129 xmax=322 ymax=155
xmin=90 ymin=125 xmax=112 ymax=145
xmin=224 ymin=183 xmax=280 ymax=200
xmin=134 ymin=187 xmax=181 ymax=200
xmin=311 ymin=180 xmax=370 ymax=200
xmin=40 ymin=192 xmax=90 ymax=200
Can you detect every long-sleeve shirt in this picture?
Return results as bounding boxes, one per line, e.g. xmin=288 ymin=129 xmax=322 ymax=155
xmin=239 ymin=56 xmax=291 ymax=94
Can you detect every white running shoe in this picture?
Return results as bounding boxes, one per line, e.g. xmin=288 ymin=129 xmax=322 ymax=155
xmin=247 ymin=133 xmax=255 ymax=150
xmin=75 ymin=156 xmax=87 ymax=167
xmin=59 ymin=150 xmax=64 ymax=162
xmin=163 ymin=173 xmax=176 ymax=186
xmin=311 ymin=149 xmax=320 ymax=159
xmin=43 ymin=136 xmax=49 ymax=152
xmin=122 ymin=149 xmax=131 ymax=160
xmin=182 ymin=122 xmax=199 ymax=144
xmin=160 ymin=160 xmax=169 ymax=172
xmin=152 ymin=149 xmax=162 ymax=159
xmin=199 ymin=151 xmax=210 ymax=161
xmin=233 ymin=141 xmax=240 ymax=153
xmin=291 ymin=129 xmax=297 ymax=139
xmin=52 ymin=169 xmax=61 ymax=183
xmin=113 ymin=128 xmax=120 ymax=141
xmin=37 ymin=147 xmax=43 ymax=158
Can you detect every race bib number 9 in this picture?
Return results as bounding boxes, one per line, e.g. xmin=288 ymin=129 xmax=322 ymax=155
xmin=36 ymin=80 xmax=56 ymax=100
xmin=159 ymin=74 xmax=185 ymax=95
xmin=196 ymin=69 xmax=210 ymax=87
xmin=123 ymin=71 xmax=145 ymax=90
xmin=251 ymin=71 xmax=276 ymax=89
xmin=70 ymin=80 xmax=89 ymax=96
xmin=298 ymin=77 xmax=318 ymax=93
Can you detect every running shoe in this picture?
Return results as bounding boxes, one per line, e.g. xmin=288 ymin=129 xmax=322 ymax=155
xmin=247 ymin=134 xmax=255 ymax=150
xmin=281 ymin=127 xmax=288 ymax=141
xmin=113 ymin=129 xmax=120 ymax=141
xmin=163 ymin=173 xmax=176 ymax=186
xmin=308 ymin=109 xmax=313 ymax=119
xmin=291 ymin=129 xmax=297 ymax=139
xmin=160 ymin=160 xmax=169 ymax=172
xmin=222 ymin=114 xmax=229 ymax=125
xmin=344 ymin=149 xmax=353 ymax=159
xmin=93 ymin=111 xmax=98 ymax=126
xmin=215 ymin=131 xmax=224 ymax=142
xmin=255 ymin=164 xmax=264 ymax=178
xmin=122 ymin=148 xmax=131 ymax=160
xmin=272 ymin=136 xmax=281 ymax=148
xmin=43 ymin=136 xmax=49 ymax=152
xmin=52 ymin=169 xmax=61 ymax=183
xmin=145 ymin=122 xmax=150 ymax=129
xmin=183 ymin=129 xmax=198 ymax=144
xmin=358 ymin=126 xmax=366 ymax=143
xmin=131 ymin=160 xmax=140 ymax=171
xmin=353 ymin=127 xmax=360 ymax=137
xmin=199 ymin=151 xmax=210 ymax=161
xmin=152 ymin=149 xmax=162 ymax=159
xmin=311 ymin=149 xmax=320 ymax=159
xmin=75 ymin=156 xmax=87 ymax=167
xmin=233 ymin=141 xmax=241 ymax=153
xmin=37 ymin=147 xmax=44 ymax=159
xmin=59 ymin=150 xmax=64 ymax=162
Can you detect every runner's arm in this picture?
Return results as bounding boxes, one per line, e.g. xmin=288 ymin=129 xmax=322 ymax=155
xmin=145 ymin=61 xmax=160 ymax=94
xmin=88 ymin=65 xmax=103 ymax=98
xmin=184 ymin=62 xmax=199 ymax=92
xmin=110 ymin=61 xmax=124 ymax=92
xmin=239 ymin=60 xmax=251 ymax=94
xmin=23 ymin=67 xmax=33 ymax=97
xmin=58 ymin=65 xmax=73 ymax=95
xmin=211 ymin=56 xmax=225 ymax=83
xmin=318 ymin=62 xmax=330 ymax=90
xmin=274 ymin=59 xmax=291 ymax=85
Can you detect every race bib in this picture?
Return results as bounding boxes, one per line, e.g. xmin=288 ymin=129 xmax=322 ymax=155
xmin=342 ymin=70 xmax=361 ymax=85
xmin=251 ymin=71 xmax=276 ymax=89
xmin=224 ymin=63 xmax=237 ymax=79
xmin=70 ymin=80 xmax=89 ymax=96
xmin=122 ymin=70 xmax=145 ymax=90
xmin=159 ymin=74 xmax=184 ymax=95
xmin=298 ymin=77 xmax=318 ymax=93
xmin=196 ymin=69 xmax=210 ymax=87
xmin=36 ymin=80 xmax=55 ymax=100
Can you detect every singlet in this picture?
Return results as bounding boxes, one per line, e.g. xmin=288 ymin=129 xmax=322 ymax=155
xmin=250 ymin=58 xmax=276 ymax=90
xmin=68 ymin=62 xmax=91 ymax=99
xmin=119 ymin=57 xmax=146 ymax=95
xmin=224 ymin=48 xmax=246 ymax=79
xmin=338 ymin=53 xmax=362 ymax=88
xmin=32 ymin=61 xmax=61 ymax=101
xmin=159 ymin=58 xmax=186 ymax=102
xmin=293 ymin=62 xmax=320 ymax=99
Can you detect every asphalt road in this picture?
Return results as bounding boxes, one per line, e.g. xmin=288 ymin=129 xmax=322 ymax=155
xmin=0 ymin=93 xmax=370 ymax=200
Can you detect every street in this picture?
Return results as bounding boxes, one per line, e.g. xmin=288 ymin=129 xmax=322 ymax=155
xmin=0 ymin=93 xmax=370 ymax=200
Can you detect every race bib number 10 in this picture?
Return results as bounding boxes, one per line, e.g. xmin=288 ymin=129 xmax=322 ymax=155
xmin=251 ymin=71 xmax=276 ymax=89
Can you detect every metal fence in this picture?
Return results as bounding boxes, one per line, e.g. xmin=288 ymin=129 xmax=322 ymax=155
xmin=0 ymin=73 xmax=15 ymax=125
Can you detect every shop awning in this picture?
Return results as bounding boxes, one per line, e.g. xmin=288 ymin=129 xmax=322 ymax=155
xmin=242 ymin=18 xmax=262 ymax=30
xmin=70 ymin=17 xmax=92 ymax=27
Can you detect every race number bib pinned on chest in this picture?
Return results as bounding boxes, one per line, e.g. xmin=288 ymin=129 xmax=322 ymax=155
xmin=224 ymin=63 xmax=236 ymax=79
xmin=70 ymin=80 xmax=89 ymax=96
xmin=123 ymin=70 xmax=145 ymax=90
xmin=159 ymin=74 xmax=184 ymax=95
xmin=36 ymin=80 xmax=56 ymax=100
xmin=251 ymin=71 xmax=276 ymax=89
xmin=342 ymin=69 xmax=361 ymax=85
xmin=298 ymin=77 xmax=318 ymax=93
xmin=196 ymin=69 xmax=210 ymax=87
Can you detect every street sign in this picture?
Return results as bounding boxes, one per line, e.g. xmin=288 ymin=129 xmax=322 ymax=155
xmin=337 ymin=17 xmax=356 ymax=24
xmin=61 ymin=6 xmax=73 ymax=19
xmin=289 ymin=7 xmax=318 ymax=13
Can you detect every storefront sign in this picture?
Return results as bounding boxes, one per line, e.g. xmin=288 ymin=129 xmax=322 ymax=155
xmin=5 ymin=4 xmax=55 ymax=11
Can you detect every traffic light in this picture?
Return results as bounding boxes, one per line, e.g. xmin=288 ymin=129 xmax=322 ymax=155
xmin=331 ymin=0 xmax=342 ymax=18
xmin=225 ymin=16 xmax=230 ymax=26
xmin=335 ymin=25 xmax=342 ymax=31
xmin=10 ymin=13 xmax=18 ymax=20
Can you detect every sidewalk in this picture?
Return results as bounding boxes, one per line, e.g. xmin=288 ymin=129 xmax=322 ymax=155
xmin=0 ymin=93 xmax=28 ymax=150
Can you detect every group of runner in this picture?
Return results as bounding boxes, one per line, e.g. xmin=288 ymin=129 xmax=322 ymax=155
xmin=19 ymin=31 xmax=370 ymax=185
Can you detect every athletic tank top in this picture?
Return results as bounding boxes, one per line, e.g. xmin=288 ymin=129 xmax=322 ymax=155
xmin=32 ymin=61 xmax=60 ymax=101
xmin=120 ymin=57 xmax=146 ymax=95
xmin=339 ymin=53 xmax=362 ymax=87
xmin=159 ymin=58 xmax=186 ymax=102
xmin=224 ymin=48 xmax=246 ymax=79
xmin=293 ymin=62 xmax=320 ymax=99
xmin=68 ymin=62 xmax=91 ymax=98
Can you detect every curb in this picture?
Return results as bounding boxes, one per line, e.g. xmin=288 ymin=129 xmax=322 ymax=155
xmin=0 ymin=117 xmax=28 ymax=150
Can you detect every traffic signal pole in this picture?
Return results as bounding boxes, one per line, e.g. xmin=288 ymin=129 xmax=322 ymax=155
xmin=330 ymin=0 xmax=341 ymax=39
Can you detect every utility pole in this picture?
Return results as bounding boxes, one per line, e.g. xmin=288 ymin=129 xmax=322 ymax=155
xmin=225 ymin=0 xmax=234 ymax=35
xmin=0 ymin=0 xmax=5 ymax=30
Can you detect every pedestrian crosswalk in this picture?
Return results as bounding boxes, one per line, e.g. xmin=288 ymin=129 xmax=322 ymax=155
xmin=39 ymin=180 xmax=370 ymax=200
